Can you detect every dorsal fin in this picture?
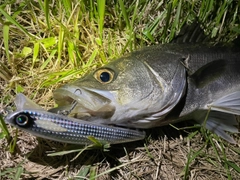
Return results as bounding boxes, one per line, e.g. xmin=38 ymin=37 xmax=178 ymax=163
xmin=15 ymin=93 xmax=43 ymax=110
xmin=171 ymin=22 xmax=210 ymax=43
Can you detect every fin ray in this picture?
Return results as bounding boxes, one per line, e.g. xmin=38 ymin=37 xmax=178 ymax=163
xmin=210 ymin=91 xmax=240 ymax=115
xmin=196 ymin=111 xmax=238 ymax=144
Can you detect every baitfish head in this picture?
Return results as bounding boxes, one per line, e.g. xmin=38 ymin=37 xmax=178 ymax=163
xmin=53 ymin=47 xmax=187 ymax=128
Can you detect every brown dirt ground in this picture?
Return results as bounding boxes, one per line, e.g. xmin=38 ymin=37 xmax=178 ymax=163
xmin=1 ymin=121 xmax=240 ymax=180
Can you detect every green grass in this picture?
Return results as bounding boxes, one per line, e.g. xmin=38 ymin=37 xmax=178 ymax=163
xmin=0 ymin=0 xmax=240 ymax=179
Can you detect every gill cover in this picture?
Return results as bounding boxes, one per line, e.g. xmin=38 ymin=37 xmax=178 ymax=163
xmin=130 ymin=60 xmax=186 ymax=127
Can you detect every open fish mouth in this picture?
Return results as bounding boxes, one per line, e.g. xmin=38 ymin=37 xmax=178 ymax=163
xmin=51 ymin=85 xmax=116 ymax=120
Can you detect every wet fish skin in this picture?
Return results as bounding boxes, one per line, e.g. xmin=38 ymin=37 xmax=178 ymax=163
xmin=53 ymin=43 xmax=188 ymax=125
xmin=5 ymin=109 xmax=145 ymax=145
xmin=52 ymin=42 xmax=240 ymax=143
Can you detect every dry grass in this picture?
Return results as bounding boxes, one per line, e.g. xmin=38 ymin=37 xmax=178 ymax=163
xmin=1 ymin=0 xmax=240 ymax=179
xmin=1 ymin=125 xmax=240 ymax=179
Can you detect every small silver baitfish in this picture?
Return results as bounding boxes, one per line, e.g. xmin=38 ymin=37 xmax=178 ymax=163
xmin=5 ymin=93 xmax=145 ymax=145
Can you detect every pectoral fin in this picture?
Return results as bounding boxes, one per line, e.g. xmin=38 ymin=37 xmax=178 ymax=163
xmin=190 ymin=59 xmax=227 ymax=87
xmin=208 ymin=91 xmax=240 ymax=115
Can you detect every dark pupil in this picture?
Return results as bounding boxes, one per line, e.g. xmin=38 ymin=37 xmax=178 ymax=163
xmin=100 ymin=72 xmax=110 ymax=82
xmin=16 ymin=114 xmax=29 ymax=126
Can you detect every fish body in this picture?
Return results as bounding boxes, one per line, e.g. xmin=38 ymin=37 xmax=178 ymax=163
xmin=52 ymin=42 xmax=240 ymax=143
xmin=6 ymin=24 xmax=240 ymax=144
xmin=5 ymin=94 xmax=145 ymax=145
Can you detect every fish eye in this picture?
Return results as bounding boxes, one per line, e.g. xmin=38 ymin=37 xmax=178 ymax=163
xmin=94 ymin=69 xmax=114 ymax=84
xmin=15 ymin=113 xmax=31 ymax=127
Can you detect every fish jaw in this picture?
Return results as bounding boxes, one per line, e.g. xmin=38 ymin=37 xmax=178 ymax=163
xmin=52 ymin=85 xmax=116 ymax=119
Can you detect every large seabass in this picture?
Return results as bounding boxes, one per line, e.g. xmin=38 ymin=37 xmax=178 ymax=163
xmin=52 ymin=32 xmax=240 ymax=144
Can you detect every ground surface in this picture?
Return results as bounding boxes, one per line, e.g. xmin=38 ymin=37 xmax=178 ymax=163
xmin=1 ymin=125 xmax=240 ymax=179
xmin=1 ymin=0 xmax=240 ymax=179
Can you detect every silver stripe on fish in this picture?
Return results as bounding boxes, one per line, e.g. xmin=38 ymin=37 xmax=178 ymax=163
xmin=5 ymin=109 xmax=145 ymax=145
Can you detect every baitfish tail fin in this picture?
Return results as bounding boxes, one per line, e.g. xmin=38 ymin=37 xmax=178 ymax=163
xmin=196 ymin=111 xmax=238 ymax=144
xmin=209 ymin=91 xmax=240 ymax=115
xmin=15 ymin=93 xmax=43 ymax=110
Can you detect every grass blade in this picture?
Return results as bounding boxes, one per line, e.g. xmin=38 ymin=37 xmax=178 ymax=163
xmin=3 ymin=22 xmax=10 ymax=63
xmin=44 ymin=0 xmax=50 ymax=29
xmin=0 ymin=7 xmax=32 ymax=37
xmin=0 ymin=62 xmax=12 ymax=81
xmin=76 ymin=165 xmax=91 ymax=180
xmin=14 ymin=166 xmax=23 ymax=180
xmin=170 ymin=0 xmax=182 ymax=41
xmin=32 ymin=42 xmax=40 ymax=67
xmin=0 ymin=114 xmax=10 ymax=141
xmin=97 ymin=0 xmax=106 ymax=43
xmin=225 ymin=161 xmax=240 ymax=173
xmin=118 ymin=0 xmax=130 ymax=29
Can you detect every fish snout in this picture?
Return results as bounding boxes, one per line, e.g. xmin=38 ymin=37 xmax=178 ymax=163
xmin=53 ymin=85 xmax=116 ymax=119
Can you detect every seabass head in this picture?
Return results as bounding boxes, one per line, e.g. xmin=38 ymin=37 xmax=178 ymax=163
xmin=53 ymin=53 xmax=186 ymax=128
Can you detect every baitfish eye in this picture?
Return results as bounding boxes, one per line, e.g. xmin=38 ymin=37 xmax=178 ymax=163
xmin=15 ymin=113 xmax=32 ymax=127
xmin=94 ymin=68 xmax=114 ymax=84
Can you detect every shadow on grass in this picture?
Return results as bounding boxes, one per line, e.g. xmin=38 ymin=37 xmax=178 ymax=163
xmin=25 ymin=121 xmax=196 ymax=170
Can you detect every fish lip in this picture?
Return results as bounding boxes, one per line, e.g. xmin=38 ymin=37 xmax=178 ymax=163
xmin=53 ymin=85 xmax=115 ymax=118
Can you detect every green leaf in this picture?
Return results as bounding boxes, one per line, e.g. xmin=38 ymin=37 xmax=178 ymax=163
xmin=76 ymin=165 xmax=91 ymax=180
xmin=89 ymin=166 xmax=97 ymax=180
xmin=87 ymin=136 xmax=103 ymax=147
xmin=22 ymin=47 xmax=32 ymax=58
xmin=33 ymin=42 xmax=40 ymax=66
xmin=0 ymin=132 xmax=6 ymax=139
xmin=39 ymin=37 xmax=57 ymax=48
xmin=16 ymin=84 xmax=24 ymax=93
